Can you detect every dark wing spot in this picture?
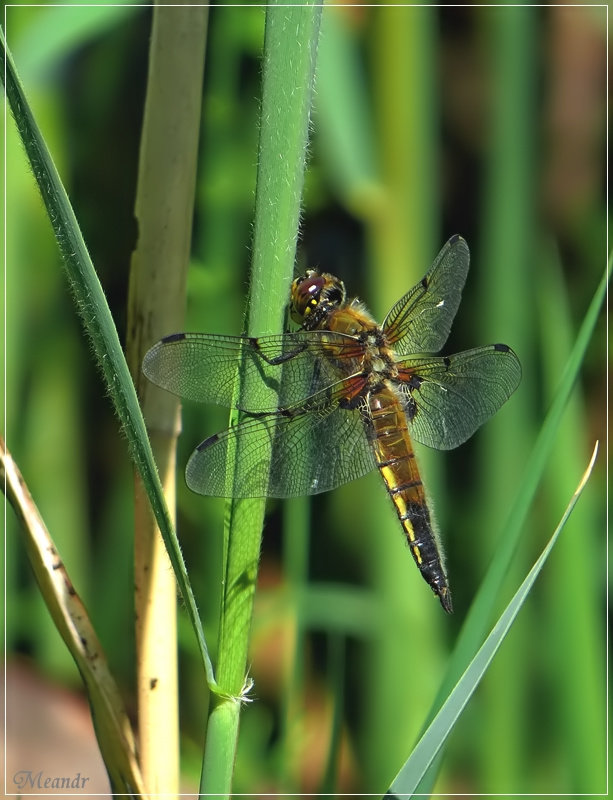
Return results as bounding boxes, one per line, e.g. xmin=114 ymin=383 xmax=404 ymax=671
xmin=161 ymin=332 xmax=187 ymax=344
xmin=197 ymin=433 xmax=221 ymax=452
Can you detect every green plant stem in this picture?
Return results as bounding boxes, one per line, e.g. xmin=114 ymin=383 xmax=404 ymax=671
xmin=215 ymin=0 xmax=322 ymax=697
xmin=200 ymin=694 xmax=242 ymax=794
xmin=200 ymin=2 xmax=322 ymax=795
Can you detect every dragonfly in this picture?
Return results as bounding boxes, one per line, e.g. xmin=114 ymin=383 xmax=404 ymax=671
xmin=143 ymin=235 xmax=521 ymax=613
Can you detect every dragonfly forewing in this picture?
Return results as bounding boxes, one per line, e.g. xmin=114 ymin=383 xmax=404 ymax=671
xmin=143 ymin=330 xmax=359 ymax=413
xmin=383 ymin=234 xmax=470 ymax=356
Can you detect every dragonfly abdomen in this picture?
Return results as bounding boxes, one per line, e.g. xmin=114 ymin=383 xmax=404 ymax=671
xmin=368 ymin=387 xmax=453 ymax=613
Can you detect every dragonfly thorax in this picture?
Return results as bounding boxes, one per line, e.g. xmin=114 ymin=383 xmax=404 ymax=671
xmin=364 ymin=344 xmax=398 ymax=386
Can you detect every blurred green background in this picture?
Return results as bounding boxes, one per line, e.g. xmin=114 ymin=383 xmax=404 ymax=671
xmin=2 ymin=3 xmax=606 ymax=796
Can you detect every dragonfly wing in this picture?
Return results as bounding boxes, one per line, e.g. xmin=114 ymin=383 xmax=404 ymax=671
xmin=397 ymin=344 xmax=522 ymax=450
xmin=383 ymin=235 xmax=470 ymax=355
xmin=185 ymin=380 xmax=377 ymax=498
xmin=142 ymin=330 xmax=356 ymax=412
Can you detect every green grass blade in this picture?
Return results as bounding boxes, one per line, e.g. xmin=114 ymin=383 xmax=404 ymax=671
xmin=0 ymin=27 xmax=217 ymax=691
xmin=536 ymin=244 xmax=606 ymax=790
xmin=413 ymin=251 xmax=610 ymax=792
xmin=444 ymin=256 xmax=609 ymax=682
xmin=388 ymin=442 xmax=599 ymax=796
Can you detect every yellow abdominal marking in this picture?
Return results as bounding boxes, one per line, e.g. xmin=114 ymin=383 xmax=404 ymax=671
xmin=381 ymin=466 xmax=419 ymax=553
xmin=394 ymin=494 xmax=407 ymax=517
xmin=380 ymin=465 xmax=396 ymax=486
xmin=411 ymin=545 xmax=423 ymax=565
xmin=402 ymin=510 xmax=423 ymax=562
xmin=401 ymin=513 xmax=418 ymax=546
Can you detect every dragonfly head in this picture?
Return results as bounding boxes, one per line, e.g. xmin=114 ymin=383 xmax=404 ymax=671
xmin=290 ymin=269 xmax=346 ymax=330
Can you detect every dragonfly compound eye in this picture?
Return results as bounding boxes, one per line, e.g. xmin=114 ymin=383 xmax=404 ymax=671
xmin=290 ymin=271 xmax=326 ymax=323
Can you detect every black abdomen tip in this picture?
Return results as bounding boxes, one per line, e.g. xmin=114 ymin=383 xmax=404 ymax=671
xmin=438 ymin=587 xmax=453 ymax=614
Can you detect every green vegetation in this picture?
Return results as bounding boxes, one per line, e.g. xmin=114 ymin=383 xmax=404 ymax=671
xmin=2 ymin=4 xmax=606 ymax=796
